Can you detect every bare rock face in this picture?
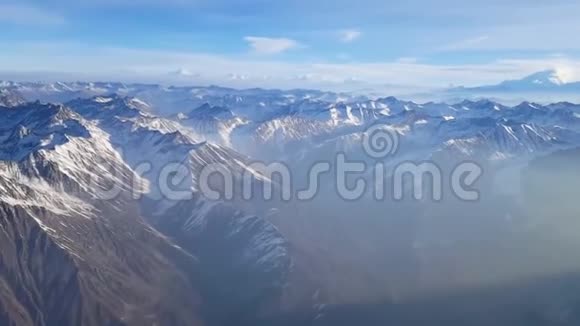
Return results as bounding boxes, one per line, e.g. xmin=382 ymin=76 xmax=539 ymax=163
xmin=150 ymin=201 xmax=291 ymax=325
xmin=0 ymin=203 xmax=206 ymax=326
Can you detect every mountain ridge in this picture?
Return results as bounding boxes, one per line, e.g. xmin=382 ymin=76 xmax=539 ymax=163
xmin=2 ymin=82 xmax=580 ymax=325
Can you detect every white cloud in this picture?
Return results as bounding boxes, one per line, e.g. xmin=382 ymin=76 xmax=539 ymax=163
xmin=339 ymin=29 xmax=362 ymax=43
xmin=227 ymin=73 xmax=249 ymax=80
xmin=396 ymin=57 xmax=419 ymax=64
xmin=552 ymin=66 xmax=576 ymax=84
xmin=4 ymin=42 xmax=580 ymax=94
xmin=0 ymin=4 xmax=65 ymax=25
xmin=244 ymin=36 xmax=300 ymax=55
xmin=436 ymin=15 xmax=580 ymax=52
xmin=172 ymin=68 xmax=200 ymax=77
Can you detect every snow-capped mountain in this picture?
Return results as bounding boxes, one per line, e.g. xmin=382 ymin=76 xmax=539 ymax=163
xmin=494 ymin=70 xmax=571 ymax=90
xmin=64 ymin=95 xmax=292 ymax=324
xmin=447 ymin=70 xmax=580 ymax=102
xmin=5 ymin=81 xmax=580 ymax=191
xmin=169 ymin=95 xmax=580 ymax=164
xmin=1 ymin=81 xmax=363 ymax=117
xmin=0 ymin=102 xmax=207 ymax=326
xmin=454 ymin=70 xmax=578 ymax=92
xmin=0 ymin=94 xmax=293 ymax=325
xmin=174 ymin=103 xmax=248 ymax=146
xmin=3 ymin=81 xmax=580 ymax=325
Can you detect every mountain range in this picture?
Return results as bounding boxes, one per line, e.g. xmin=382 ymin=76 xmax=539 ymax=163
xmin=1 ymin=81 xmax=580 ymax=325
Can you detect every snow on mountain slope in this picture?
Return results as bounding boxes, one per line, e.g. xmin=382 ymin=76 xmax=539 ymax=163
xmin=57 ymin=91 xmax=580 ymax=170
xmin=451 ymin=99 xmax=508 ymax=118
xmin=66 ymin=96 xmax=268 ymax=203
xmin=196 ymin=96 xmax=580 ymax=164
xmin=0 ymin=94 xmax=291 ymax=326
xmin=0 ymin=88 xmax=26 ymax=107
xmin=229 ymin=116 xmax=339 ymax=159
xmin=0 ymin=102 xmax=206 ymax=326
xmin=68 ymin=95 xmax=201 ymax=140
xmin=441 ymin=122 xmax=563 ymax=160
xmin=0 ymin=93 xmax=291 ymax=325
xmin=0 ymin=103 xmax=146 ymax=202
xmin=366 ymin=100 xmax=577 ymax=159
xmin=176 ymin=98 xmax=394 ymax=155
xmin=500 ymin=70 xmax=569 ymax=89
xmin=66 ymin=95 xmax=291 ymax=323
xmin=2 ymin=81 xmax=363 ymax=118
xmin=174 ymin=103 xmax=248 ymax=146
xmin=185 ymin=103 xmax=237 ymax=121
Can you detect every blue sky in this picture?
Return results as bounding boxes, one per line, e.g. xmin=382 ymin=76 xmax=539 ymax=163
xmin=1 ymin=0 xmax=580 ymax=91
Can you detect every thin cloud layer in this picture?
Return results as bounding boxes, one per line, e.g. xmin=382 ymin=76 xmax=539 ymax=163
xmin=244 ymin=36 xmax=300 ymax=55
xmin=2 ymin=42 xmax=580 ymax=93
xmin=339 ymin=29 xmax=362 ymax=43
xmin=0 ymin=4 xmax=65 ymax=25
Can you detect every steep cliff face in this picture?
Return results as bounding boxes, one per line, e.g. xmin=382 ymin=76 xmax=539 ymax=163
xmin=0 ymin=103 xmax=206 ymax=326
xmin=151 ymin=201 xmax=291 ymax=324
xmin=0 ymin=203 xmax=205 ymax=326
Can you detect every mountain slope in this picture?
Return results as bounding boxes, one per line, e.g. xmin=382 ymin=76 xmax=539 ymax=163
xmin=66 ymin=95 xmax=293 ymax=324
xmin=0 ymin=103 xmax=205 ymax=326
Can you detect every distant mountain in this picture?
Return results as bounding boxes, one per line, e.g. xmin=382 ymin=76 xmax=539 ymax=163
xmin=0 ymin=88 xmax=25 ymax=107
xmin=0 ymin=81 xmax=363 ymax=117
xmin=450 ymin=69 xmax=580 ymax=94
